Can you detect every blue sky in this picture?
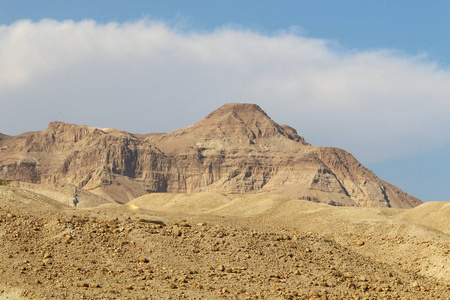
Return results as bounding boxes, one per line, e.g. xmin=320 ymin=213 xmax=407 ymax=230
xmin=2 ymin=0 xmax=449 ymax=63
xmin=0 ymin=1 xmax=448 ymax=202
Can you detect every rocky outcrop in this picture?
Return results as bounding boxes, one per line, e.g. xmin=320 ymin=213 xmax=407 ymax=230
xmin=0 ymin=104 xmax=421 ymax=208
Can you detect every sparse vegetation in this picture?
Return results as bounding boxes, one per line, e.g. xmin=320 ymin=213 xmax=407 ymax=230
xmin=0 ymin=179 xmax=9 ymax=186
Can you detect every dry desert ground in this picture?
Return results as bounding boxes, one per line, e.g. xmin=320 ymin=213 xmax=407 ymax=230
xmin=0 ymin=186 xmax=449 ymax=299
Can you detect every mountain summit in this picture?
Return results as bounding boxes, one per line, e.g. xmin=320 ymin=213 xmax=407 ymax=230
xmin=149 ymin=103 xmax=308 ymax=155
xmin=198 ymin=103 xmax=306 ymax=141
xmin=0 ymin=103 xmax=421 ymax=208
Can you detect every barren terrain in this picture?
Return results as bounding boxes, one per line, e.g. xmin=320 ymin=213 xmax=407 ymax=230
xmin=0 ymin=186 xmax=449 ymax=299
xmin=0 ymin=103 xmax=448 ymax=298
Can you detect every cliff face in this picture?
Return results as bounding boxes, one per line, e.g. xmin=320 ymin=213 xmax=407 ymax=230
xmin=0 ymin=104 xmax=421 ymax=208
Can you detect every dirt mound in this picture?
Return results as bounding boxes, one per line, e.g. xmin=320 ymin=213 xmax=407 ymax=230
xmin=0 ymin=186 xmax=72 ymax=211
xmin=394 ymin=201 xmax=450 ymax=234
xmin=130 ymin=192 xmax=232 ymax=214
xmin=11 ymin=182 xmax=116 ymax=208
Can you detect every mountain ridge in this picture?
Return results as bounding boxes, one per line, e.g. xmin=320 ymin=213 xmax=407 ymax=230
xmin=0 ymin=103 xmax=421 ymax=208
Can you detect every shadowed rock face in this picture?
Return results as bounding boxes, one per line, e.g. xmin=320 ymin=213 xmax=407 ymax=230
xmin=0 ymin=103 xmax=421 ymax=208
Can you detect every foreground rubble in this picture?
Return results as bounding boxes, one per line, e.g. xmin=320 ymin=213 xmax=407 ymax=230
xmin=0 ymin=200 xmax=448 ymax=299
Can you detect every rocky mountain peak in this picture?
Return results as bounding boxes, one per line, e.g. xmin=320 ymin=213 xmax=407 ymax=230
xmin=47 ymin=121 xmax=79 ymax=130
xmin=200 ymin=103 xmax=277 ymax=137
xmin=188 ymin=103 xmax=308 ymax=143
xmin=44 ymin=121 xmax=134 ymax=144
xmin=147 ymin=103 xmax=309 ymax=155
xmin=40 ymin=121 xmax=98 ymax=145
xmin=204 ymin=103 xmax=269 ymax=120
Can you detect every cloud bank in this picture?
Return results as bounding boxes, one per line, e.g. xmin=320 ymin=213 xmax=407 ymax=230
xmin=1 ymin=19 xmax=449 ymax=163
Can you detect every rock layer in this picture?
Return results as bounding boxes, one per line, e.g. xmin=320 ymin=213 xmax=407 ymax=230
xmin=0 ymin=103 xmax=421 ymax=208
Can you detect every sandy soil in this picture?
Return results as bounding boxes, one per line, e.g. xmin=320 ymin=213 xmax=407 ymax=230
xmin=0 ymin=186 xmax=449 ymax=299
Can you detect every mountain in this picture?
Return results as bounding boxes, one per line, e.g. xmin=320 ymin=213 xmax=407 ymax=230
xmin=0 ymin=103 xmax=421 ymax=208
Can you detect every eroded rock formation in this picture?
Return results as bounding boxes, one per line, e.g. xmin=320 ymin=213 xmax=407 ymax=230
xmin=0 ymin=103 xmax=421 ymax=208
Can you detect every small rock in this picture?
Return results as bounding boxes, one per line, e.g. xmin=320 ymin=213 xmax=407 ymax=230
xmin=356 ymin=240 xmax=365 ymax=246
xmin=309 ymin=290 xmax=319 ymax=297
xmin=343 ymin=272 xmax=353 ymax=278
xmin=179 ymin=220 xmax=191 ymax=227
xmin=138 ymin=257 xmax=149 ymax=263
xmin=168 ymin=283 xmax=177 ymax=289
xmin=411 ymin=281 xmax=420 ymax=288
xmin=332 ymin=271 xmax=343 ymax=277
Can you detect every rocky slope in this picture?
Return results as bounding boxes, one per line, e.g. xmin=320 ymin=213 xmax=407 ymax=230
xmin=0 ymin=186 xmax=448 ymax=299
xmin=0 ymin=103 xmax=420 ymax=208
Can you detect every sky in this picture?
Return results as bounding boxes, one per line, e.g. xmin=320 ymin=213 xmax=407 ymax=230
xmin=0 ymin=0 xmax=448 ymax=202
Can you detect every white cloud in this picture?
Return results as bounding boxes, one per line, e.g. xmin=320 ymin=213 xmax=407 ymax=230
xmin=1 ymin=19 xmax=449 ymax=163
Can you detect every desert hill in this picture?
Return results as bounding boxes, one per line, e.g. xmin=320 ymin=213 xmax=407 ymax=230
xmin=394 ymin=201 xmax=450 ymax=234
xmin=0 ymin=185 xmax=448 ymax=299
xmin=129 ymin=192 xmax=450 ymax=281
xmin=0 ymin=103 xmax=420 ymax=208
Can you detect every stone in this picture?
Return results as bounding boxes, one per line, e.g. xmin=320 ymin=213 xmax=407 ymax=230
xmin=138 ymin=257 xmax=149 ymax=263
xmin=168 ymin=283 xmax=177 ymax=289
